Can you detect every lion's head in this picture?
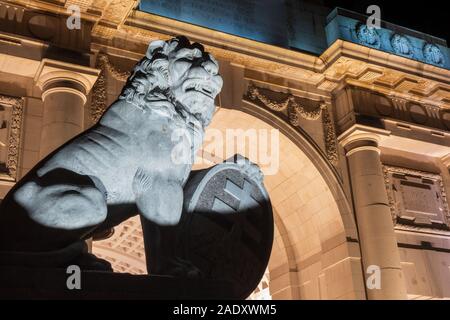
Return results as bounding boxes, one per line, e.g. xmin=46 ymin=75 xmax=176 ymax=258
xmin=119 ymin=36 xmax=223 ymax=127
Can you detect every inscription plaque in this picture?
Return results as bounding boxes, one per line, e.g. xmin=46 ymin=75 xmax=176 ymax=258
xmin=384 ymin=166 xmax=450 ymax=230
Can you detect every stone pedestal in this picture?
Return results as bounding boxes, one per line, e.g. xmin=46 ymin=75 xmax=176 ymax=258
xmin=342 ymin=132 xmax=407 ymax=300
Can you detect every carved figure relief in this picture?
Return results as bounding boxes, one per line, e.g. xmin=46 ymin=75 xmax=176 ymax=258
xmin=355 ymin=23 xmax=381 ymax=49
xmin=391 ymin=34 xmax=414 ymax=58
xmin=423 ymin=43 xmax=445 ymax=67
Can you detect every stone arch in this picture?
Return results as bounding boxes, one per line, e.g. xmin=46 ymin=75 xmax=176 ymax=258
xmin=271 ymin=209 xmax=300 ymax=299
xmin=237 ymin=101 xmax=356 ymax=237
xmin=93 ymin=105 xmax=363 ymax=300
xmin=198 ymin=106 xmax=363 ymax=299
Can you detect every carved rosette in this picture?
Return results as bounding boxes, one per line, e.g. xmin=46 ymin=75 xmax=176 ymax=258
xmin=245 ymin=84 xmax=338 ymax=166
xmin=247 ymin=85 xmax=323 ymax=120
xmin=0 ymin=95 xmax=24 ymax=181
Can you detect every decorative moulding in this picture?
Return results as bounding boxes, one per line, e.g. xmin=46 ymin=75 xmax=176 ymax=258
xmin=244 ymin=84 xmax=338 ymax=165
xmin=0 ymin=95 xmax=24 ymax=182
xmin=326 ymin=8 xmax=450 ymax=69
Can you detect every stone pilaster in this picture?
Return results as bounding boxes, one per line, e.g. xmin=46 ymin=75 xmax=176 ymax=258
xmin=34 ymin=59 xmax=99 ymax=159
xmin=340 ymin=129 xmax=407 ymax=300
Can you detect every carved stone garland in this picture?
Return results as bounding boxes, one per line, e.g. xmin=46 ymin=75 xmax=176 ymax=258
xmin=321 ymin=106 xmax=338 ymax=165
xmin=248 ymin=85 xmax=322 ymax=120
xmin=247 ymin=84 xmax=338 ymax=165
xmin=91 ymin=54 xmax=132 ymax=123
xmin=0 ymin=95 xmax=24 ymax=181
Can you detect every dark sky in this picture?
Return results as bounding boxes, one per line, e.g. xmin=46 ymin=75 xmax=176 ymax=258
xmin=322 ymin=0 xmax=450 ymax=43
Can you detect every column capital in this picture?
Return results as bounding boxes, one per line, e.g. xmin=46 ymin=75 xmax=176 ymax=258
xmin=34 ymin=58 xmax=100 ymax=102
xmin=338 ymin=125 xmax=390 ymax=155
xmin=41 ymin=86 xmax=87 ymax=105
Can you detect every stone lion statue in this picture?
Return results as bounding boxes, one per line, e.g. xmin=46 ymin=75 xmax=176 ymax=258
xmin=0 ymin=36 xmax=223 ymax=269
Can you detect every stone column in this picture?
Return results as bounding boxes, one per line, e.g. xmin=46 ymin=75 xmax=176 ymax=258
xmin=34 ymin=60 xmax=99 ymax=159
xmin=39 ymin=81 xmax=87 ymax=159
xmin=342 ymin=132 xmax=407 ymax=300
xmin=33 ymin=61 xmax=100 ymax=254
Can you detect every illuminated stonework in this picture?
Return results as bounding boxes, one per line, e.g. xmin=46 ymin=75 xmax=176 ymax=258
xmin=0 ymin=95 xmax=24 ymax=181
xmin=0 ymin=0 xmax=449 ymax=300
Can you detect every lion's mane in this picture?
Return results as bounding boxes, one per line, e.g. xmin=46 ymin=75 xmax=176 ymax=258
xmin=118 ymin=37 xmax=214 ymax=130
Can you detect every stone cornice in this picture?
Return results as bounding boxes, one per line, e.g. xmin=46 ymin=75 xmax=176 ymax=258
xmin=124 ymin=11 xmax=325 ymax=74
xmin=3 ymin=1 xmax=450 ymax=110
xmin=322 ymin=43 xmax=450 ymax=109
xmin=321 ymin=40 xmax=450 ymax=85
xmin=118 ymin=11 xmax=450 ymax=109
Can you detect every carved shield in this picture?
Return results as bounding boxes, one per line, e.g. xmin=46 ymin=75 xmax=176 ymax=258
xmin=178 ymin=156 xmax=274 ymax=299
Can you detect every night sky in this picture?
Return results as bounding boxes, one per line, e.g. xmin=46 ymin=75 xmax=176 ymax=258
xmin=323 ymin=0 xmax=450 ymax=43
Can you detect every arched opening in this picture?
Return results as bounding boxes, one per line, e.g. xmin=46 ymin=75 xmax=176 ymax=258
xmin=93 ymin=107 xmax=364 ymax=299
